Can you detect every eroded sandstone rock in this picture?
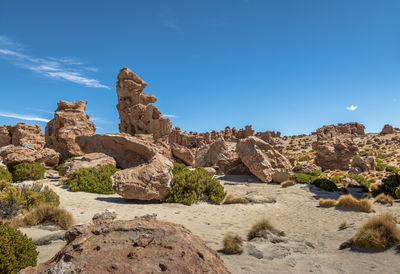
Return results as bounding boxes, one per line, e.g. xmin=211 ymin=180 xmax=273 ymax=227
xmin=350 ymin=156 xmax=376 ymax=174
xmin=45 ymin=101 xmax=96 ymax=161
xmin=0 ymin=145 xmax=59 ymax=167
xmin=315 ymin=122 xmax=365 ymax=138
xmin=236 ymin=136 xmax=292 ymax=182
xmin=116 ymin=67 xmax=172 ymax=140
xmin=21 ymin=212 xmax=230 ymax=274
xmin=59 ymin=153 xmax=117 ymax=176
xmin=293 ymin=162 xmax=320 ymax=174
xmin=171 ymin=143 xmax=195 ymax=166
xmin=0 ymin=122 xmax=45 ymax=149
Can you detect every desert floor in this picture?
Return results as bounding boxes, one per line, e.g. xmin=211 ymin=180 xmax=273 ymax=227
xmin=23 ymin=174 xmax=399 ymax=274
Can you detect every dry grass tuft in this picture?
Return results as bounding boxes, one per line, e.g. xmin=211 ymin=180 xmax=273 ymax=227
xmin=223 ymin=194 xmax=249 ymax=204
xmin=223 ymin=233 xmax=243 ymax=254
xmin=336 ymin=194 xmax=373 ymax=213
xmin=12 ymin=205 xmax=74 ymax=229
xmin=280 ymin=180 xmax=296 ymax=188
xmin=339 ymin=221 xmax=349 ymax=230
xmin=248 ymin=219 xmax=284 ymax=241
xmin=350 ymin=213 xmax=400 ymax=249
xmin=374 ymin=193 xmax=394 ymax=206
xmin=319 ymin=198 xmax=337 ymax=207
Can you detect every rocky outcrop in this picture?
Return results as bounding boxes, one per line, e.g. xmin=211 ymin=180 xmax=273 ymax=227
xmin=236 ymin=137 xmax=292 ymax=183
xmin=171 ymin=143 xmax=195 ymax=166
xmin=315 ymin=122 xmax=365 ymax=138
xmin=116 ymin=67 xmax=172 ymax=140
xmin=111 ymin=154 xmax=173 ymax=201
xmin=0 ymin=122 xmax=45 ymax=149
xmin=45 ymin=100 xmax=96 ymax=161
xmin=21 ymin=212 xmax=230 ymax=274
xmin=350 ymin=156 xmax=376 ymax=174
xmin=380 ymin=124 xmax=400 ymax=134
xmin=255 ymin=130 xmax=281 ymax=145
xmin=0 ymin=145 xmax=59 ymax=167
xmin=59 ymin=153 xmax=117 ymax=176
xmin=312 ymin=137 xmax=359 ymax=171
xmin=293 ymin=162 xmax=320 ymax=174
xmin=195 ymin=139 xmax=234 ymax=174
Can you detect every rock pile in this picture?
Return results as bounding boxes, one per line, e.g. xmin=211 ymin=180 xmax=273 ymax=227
xmin=0 ymin=122 xmax=45 ymax=149
xmin=116 ymin=68 xmax=172 ymax=140
xmin=380 ymin=124 xmax=400 ymax=134
xmin=0 ymin=145 xmax=59 ymax=167
xmin=45 ymin=100 xmax=96 ymax=161
xmin=21 ymin=212 xmax=230 ymax=274
xmin=315 ymin=122 xmax=365 ymax=138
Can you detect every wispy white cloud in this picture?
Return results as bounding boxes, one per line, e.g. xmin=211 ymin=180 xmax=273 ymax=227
xmin=0 ymin=112 xmax=50 ymax=122
xmin=346 ymin=105 xmax=358 ymax=111
xmin=91 ymin=117 xmax=112 ymax=124
xmin=164 ymin=114 xmax=176 ymax=118
xmin=0 ymin=36 xmax=109 ymax=89
xmin=159 ymin=8 xmax=182 ymax=33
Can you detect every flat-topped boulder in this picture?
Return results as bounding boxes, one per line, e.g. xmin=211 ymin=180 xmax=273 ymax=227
xmin=45 ymin=100 xmax=96 ymax=161
xmin=171 ymin=143 xmax=195 ymax=166
xmin=0 ymin=145 xmax=59 ymax=167
xmin=59 ymin=153 xmax=117 ymax=176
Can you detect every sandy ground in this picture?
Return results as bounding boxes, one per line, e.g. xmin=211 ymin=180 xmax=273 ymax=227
xmin=22 ymin=175 xmax=400 ymax=274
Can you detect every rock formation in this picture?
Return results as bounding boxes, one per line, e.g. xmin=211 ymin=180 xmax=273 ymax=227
xmin=116 ymin=67 xmax=172 ymax=140
xmin=350 ymin=156 xmax=376 ymax=174
xmin=195 ymin=139 xmax=231 ymax=168
xmin=21 ymin=211 xmax=230 ymax=274
xmin=293 ymin=162 xmax=320 ymax=174
xmin=170 ymin=143 xmax=195 ymax=166
xmin=236 ymin=136 xmax=292 ymax=183
xmin=45 ymin=100 xmax=96 ymax=161
xmin=0 ymin=145 xmax=59 ymax=167
xmin=0 ymin=122 xmax=45 ymax=149
xmin=76 ymin=133 xmax=173 ymax=200
xmin=59 ymin=153 xmax=117 ymax=176
xmin=315 ymin=122 xmax=365 ymax=138
xmin=380 ymin=124 xmax=400 ymax=134
xmin=312 ymin=137 xmax=359 ymax=171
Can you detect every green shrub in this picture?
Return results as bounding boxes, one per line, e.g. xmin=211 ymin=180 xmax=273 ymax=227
xmin=308 ymin=170 xmax=322 ymax=177
xmin=380 ymin=174 xmax=400 ymax=198
xmin=290 ymin=173 xmax=314 ymax=184
xmin=55 ymin=156 xmax=76 ymax=170
xmin=396 ymin=186 xmax=400 ymax=199
xmin=9 ymin=162 xmax=45 ymax=182
xmin=330 ymin=175 xmax=342 ymax=184
xmin=0 ymin=167 xmax=12 ymax=183
xmin=172 ymin=162 xmax=188 ymax=176
xmin=20 ymin=183 xmax=60 ymax=209
xmin=385 ymin=166 xmax=398 ymax=174
xmin=67 ymin=164 xmax=119 ymax=194
xmin=0 ymin=221 xmax=37 ymax=273
xmin=166 ymin=166 xmax=226 ymax=205
xmin=313 ymin=178 xmax=338 ymax=192
xmin=0 ymin=181 xmax=24 ymax=219
xmin=348 ymin=173 xmax=371 ymax=188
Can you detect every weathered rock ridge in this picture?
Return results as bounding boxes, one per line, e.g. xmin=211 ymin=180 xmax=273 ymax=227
xmin=0 ymin=122 xmax=45 ymax=149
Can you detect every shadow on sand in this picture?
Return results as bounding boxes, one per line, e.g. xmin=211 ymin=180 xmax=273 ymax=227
xmin=307 ymin=184 xmax=365 ymax=200
xmin=95 ymin=196 xmax=163 ymax=205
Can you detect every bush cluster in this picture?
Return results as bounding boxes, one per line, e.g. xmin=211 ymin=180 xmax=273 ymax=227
xmin=9 ymin=162 xmax=45 ymax=182
xmin=379 ymin=174 xmax=400 ymax=198
xmin=290 ymin=173 xmax=315 ymax=184
xmin=385 ymin=166 xmax=398 ymax=174
xmin=223 ymin=233 xmax=243 ymax=254
xmin=0 ymin=167 xmax=12 ymax=183
xmin=0 ymin=182 xmax=59 ymax=219
xmin=67 ymin=164 xmax=119 ymax=194
xmin=347 ymin=173 xmax=371 ymax=188
xmin=166 ymin=164 xmax=226 ymax=205
xmin=312 ymin=178 xmax=338 ymax=192
xmin=0 ymin=220 xmax=38 ymax=273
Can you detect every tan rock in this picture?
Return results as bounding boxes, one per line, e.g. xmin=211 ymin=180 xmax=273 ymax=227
xmin=45 ymin=101 xmax=96 ymax=161
xmin=195 ymin=139 xmax=232 ymax=172
xmin=380 ymin=124 xmax=399 ymax=134
xmin=0 ymin=122 xmax=45 ymax=149
xmin=21 ymin=212 xmax=230 ymax=274
xmin=116 ymin=67 xmax=172 ymax=140
xmin=350 ymin=156 xmax=376 ymax=174
xmin=315 ymin=122 xmax=365 ymax=138
xmin=0 ymin=145 xmax=59 ymax=167
xmin=203 ymin=167 xmax=217 ymax=177
xmin=0 ymin=126 xmax=10 ymax=147
xmin=111 ymin=154 xmax=173 ymax=201
xmin=59 ymin=153 xmax=117 ymax=176
xmin=236 ymin=136 xmax=292 ymax=183
xmin=293 ymin=162 xmax=320 ymax=174
xmin=171 ymin=143 xmax=195 ymax=166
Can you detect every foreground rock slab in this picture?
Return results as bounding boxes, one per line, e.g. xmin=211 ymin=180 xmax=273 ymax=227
xmin=237 ymin=136 xmax=292 ymax=182
xmin=21 ymin=212 xmax=230 ymax=274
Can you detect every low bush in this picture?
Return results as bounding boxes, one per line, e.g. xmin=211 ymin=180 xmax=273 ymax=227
xmin=223 ymin=194 xmax=249 ymax=204
xmin=167 ymin=166 xmax=226 ymax=205
xmin=313 ymin=178 xmax=338 ymax=192
xmin=379 ymin=174 xmax=400 ymax=198
xmin=247 ymin=219 xmax=284 ymax=241
xmin=347 ymin=173 xmax=371 ymax=188
xmin=339 ymin=221 xmax=349 ymax=230
xmin=374 ymin=193 xmax=394 ymax=206
xmin=55 ymin=156 xmax=76 ymax=170
xmin=341 ymin=213 xmax=400 ymax=250
xmin=223 ymin=233 xmax=243 ymax=254
xmin=67 ymin=164 xmax=119 ymax=194
xmin=0 ymin=221 xmax=38 ymax=273
xmin=330 ymin=175 xmax=342 ymax=184
xmin=385 ymin=166 xmax=398 ymax=174
xmin=336 ymin=194 xmax=373 ymax=213
xmin=172 ymin=162 xmax=187 ymax=176
xmin=319 ymin=198 xmax=337 ymax=207
xmin=280 ymin=180 xmax=296 ymax=188
xmin=290 ymin=173 xmax=315 ymax=184
xmin=308 ymin=169 xmax=322 ymax=177
xmin=9 ymin=162 xmax=45 ymax=182
xmin=12 ymin=205 xmax=74 ymax=230
xmin=0 ymin=167 xmax=12 ymax=183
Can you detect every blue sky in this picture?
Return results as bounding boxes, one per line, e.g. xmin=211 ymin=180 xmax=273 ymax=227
xmin=0 ymin=0 xmax=399 ymax=136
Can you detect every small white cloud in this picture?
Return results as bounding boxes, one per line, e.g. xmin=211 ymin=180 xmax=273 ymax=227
xmin=164 ymin=114 xmax=176 ymax=118
xmin=91 ymin=117 xmax=111 ymax=124
xmin=346 ymin=105 xmax=358 ymax=111
xmin=0 ymin=112 xmax=50 ymax=122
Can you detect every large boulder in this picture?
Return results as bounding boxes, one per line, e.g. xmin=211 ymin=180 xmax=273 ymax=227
xmin=116 ymin=67 xmax=172 ymax=140
xmin=380 ymin=124 xmax=399 ymax=134
xmin=45 ymin=100 xmax=96 ymax=161
xmin=236 ymin=136 xmax=292 ymax=182
xmin=59 ymin=153 xmax=117 ymax=176
xmin=350 ymin=156 xmax=376 ymax=174
xmin=315 ymin=122 xmax=365 ymax=138
xmin=293 ymin=162 xmax=320 ymax=174
xmin=195 ymin=138 xmax=233 ymax=173
xmin=0 ymin=122 xmax=45 ymax=149
xmin=312 ymin=137 xmax=359 ymax=171
xmin=171 ymin=143 xmax=195 ymax=166
xmin=21 ymin=212 xmax=230 ymax=274
xmin=111 ymin=154 xmax=173 ymax=201
xmin=0 ymin=145 xmax=59 ymax=167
